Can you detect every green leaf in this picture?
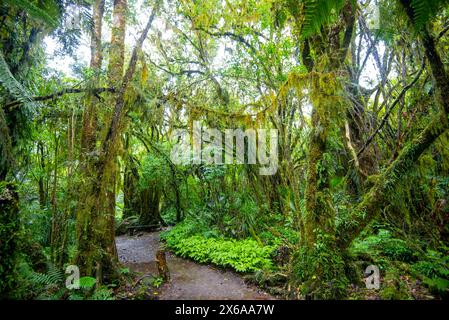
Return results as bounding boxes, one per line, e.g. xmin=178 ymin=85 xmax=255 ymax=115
xmin=3 ymin=0 xmax=59 ymax=28
xmin=79 ymin=276 xmax=97 ymax=289
xmin=0 ymin=51 xmax=33 ymax=106
xmin=410 ymin=0 xmax=449 ymax=31
xmin=289 ymin=0 xmax=347 ymax=39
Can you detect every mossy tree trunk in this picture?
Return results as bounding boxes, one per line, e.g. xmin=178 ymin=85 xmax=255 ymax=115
xmin=76 ymin=0 xmax=158 ymax=282
xmin=50 ymin=131 xmax=69 ymax=268
xmin=293 ymin=1 xmax=356 ymax=299
xmin=336 ymin=0 xmax=449 ymax=249
xmin=75 ymin=0 xmax=118 ymax=282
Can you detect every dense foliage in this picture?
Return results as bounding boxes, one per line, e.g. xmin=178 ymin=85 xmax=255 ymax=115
xmin=0 ymin=0 xmax=448 ymax=300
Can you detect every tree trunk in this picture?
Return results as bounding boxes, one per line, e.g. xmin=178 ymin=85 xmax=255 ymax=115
xmin=337 ymin=1 xmax=449 ymax=249
xmin=37 ymin=141 xmax=47 ymax=208
xmin=75 ymin=0 xmax=119 ymax=281
xmin=156 ymin=249 xmax=170 ymax=281
xmin=293 ymin=1 xmax=356 ymax=299
xmin=75 ymin=1 xmax=158 ymax=282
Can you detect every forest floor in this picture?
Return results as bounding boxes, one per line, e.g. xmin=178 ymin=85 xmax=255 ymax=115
xmin=116 ymin=231 xmax=275 ymax=300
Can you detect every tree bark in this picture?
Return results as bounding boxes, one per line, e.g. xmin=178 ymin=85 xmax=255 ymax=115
xmin=293 ymin=1 xmax=357 ymax=299
xmin=75 ymin=2 xmax=158 ymax=282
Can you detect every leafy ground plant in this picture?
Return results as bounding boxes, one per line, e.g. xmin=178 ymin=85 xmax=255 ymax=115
xmin=162 ymin=223 xmax=275 ymax=273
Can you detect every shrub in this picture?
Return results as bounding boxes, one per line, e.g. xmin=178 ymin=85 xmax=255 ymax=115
xmin=350 ymin=229 xmax=416 ymax=263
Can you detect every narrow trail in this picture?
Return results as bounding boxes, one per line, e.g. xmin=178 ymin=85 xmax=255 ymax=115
xmin=116 ymin=232 xmax=275 ymax=300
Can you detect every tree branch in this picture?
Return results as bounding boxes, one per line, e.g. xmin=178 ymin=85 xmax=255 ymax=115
xmin=357 ymin=58 xmax=425 ymax=157
xmin=4 ymin=87 xmax=116 ymax=109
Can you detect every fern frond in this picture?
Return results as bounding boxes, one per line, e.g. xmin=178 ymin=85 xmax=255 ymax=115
xmin=410 ymin=0 xmax=449 ymax=30
xmin=300 ymin=0 xmax=346 ymax=38
xmin=29 ymin=263 xmax=64 ymax=287
xmin=47 ymin=263 xmax=64 ymax=283
xmin=3 ymin=0 xmax=59 ymax=28
xmin=30 ymin=269 xmax=63 ymax=287
xmin=0 ymin=51 xmax=33 ymax=106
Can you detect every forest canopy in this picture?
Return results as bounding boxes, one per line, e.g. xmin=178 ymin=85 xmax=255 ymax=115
xmin=0 ymin=0 xmax=449 ymax=300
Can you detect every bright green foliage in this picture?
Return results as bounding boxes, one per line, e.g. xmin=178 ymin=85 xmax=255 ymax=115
xmin=300 ymin=0 xmax=346 ymax=38
xmin=151 ymin=276 xmax=164 ymax=288
xmin=412 ymin=250 xmax=449 ymax=297
xmin=90 ymin=287 xmax=115 ymax=300
xmin=139 ymin=152 xmax=170 ymax=189
xmin=162 ymin=223 xmax=275 ymax=273
xmin=351 ymin=229 xmax=416 ymax=263
xmin=79 ymin=276 xmax=97 ymax=289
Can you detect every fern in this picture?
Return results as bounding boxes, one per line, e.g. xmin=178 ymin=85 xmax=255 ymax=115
xmin=3 ymin=0 xmax=59 ymax=28
xmin=410 ymin=0 xmax=449 ymax=30
xmin=90 ymin=287 xmax=114 ymax=300
xmin=303 ymin=0 xmax=338 ymax=38
xmin=30 ymin=264 xmax=64 ymax=287
xmin=0 ymin=51 xmax=33 ymax=106
xmin=423 ymin=277 xmax=449 ymax=293
xmin=288 ymin=0 xmax=348 ymax=39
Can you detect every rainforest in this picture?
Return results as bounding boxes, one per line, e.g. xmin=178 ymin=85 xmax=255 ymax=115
xmin=0 ymin=0 xmax=449 ymax=302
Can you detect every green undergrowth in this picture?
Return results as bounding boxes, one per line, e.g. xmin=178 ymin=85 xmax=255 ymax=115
xmin=350 ymin=229 xmax=417 ymax=265
xmin=349 ymin=229 xmax=449 ymax=299
xmin=161 ymin=222 xmax=276 ymax=273
xmin=411 ymin=249 xmax=449 ymax=298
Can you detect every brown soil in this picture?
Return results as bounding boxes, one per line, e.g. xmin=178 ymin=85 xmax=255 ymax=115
xmin=116 ymin=231 xmax=275 ymax=300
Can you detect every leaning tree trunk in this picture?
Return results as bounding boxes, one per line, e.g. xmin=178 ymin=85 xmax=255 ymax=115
xmin=337 ymin=0 xmax=449 ymax=250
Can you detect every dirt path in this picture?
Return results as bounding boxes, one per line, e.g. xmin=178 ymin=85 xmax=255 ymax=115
xmin=116 ymin=232 xmax=274 ymax=300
